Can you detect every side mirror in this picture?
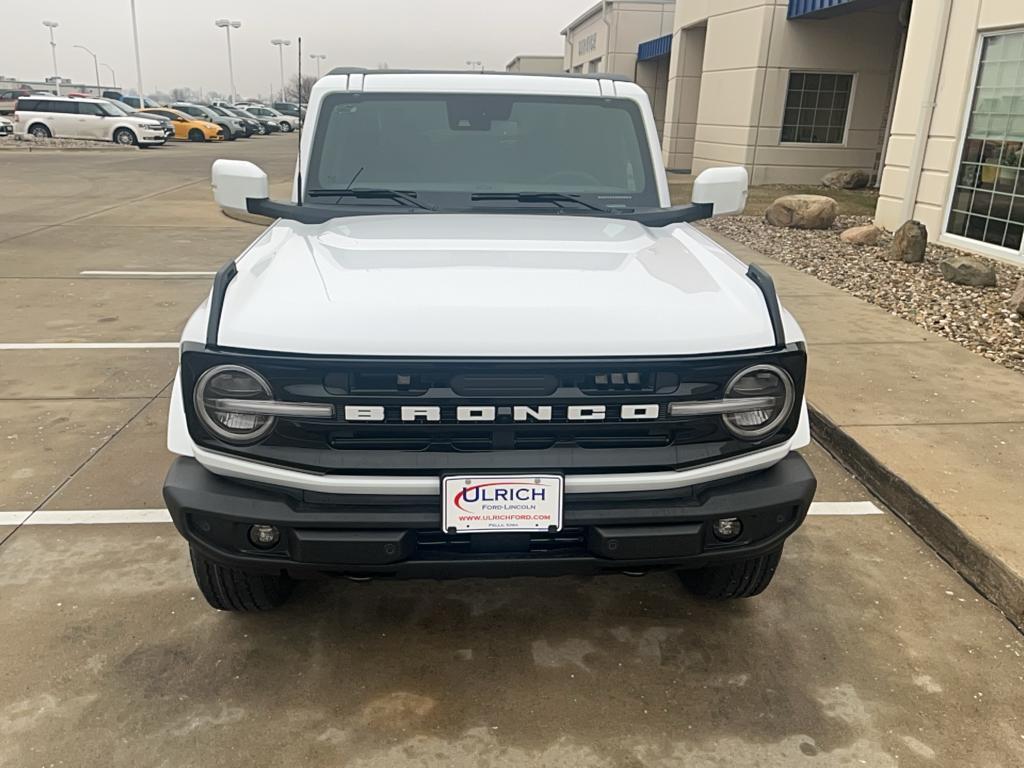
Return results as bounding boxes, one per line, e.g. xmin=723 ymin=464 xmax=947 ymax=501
xmin=212 ymin=159 xmax=268 ymax=214
xmin=691 ymin=166 xmax=749 ymax=217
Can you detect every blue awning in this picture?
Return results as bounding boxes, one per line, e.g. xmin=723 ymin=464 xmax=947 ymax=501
xmin=788 ymin=0 xmax=859 ymax=18
xmin=637 ymin=34 xmax=672 ymax=61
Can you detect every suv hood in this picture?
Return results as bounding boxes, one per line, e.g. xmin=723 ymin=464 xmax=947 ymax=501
xmin=210 ymin=214 xmax=781 ymax=357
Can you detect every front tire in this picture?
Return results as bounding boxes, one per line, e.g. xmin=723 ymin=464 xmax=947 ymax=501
xmin=189 ymin=547 xmax=294 ymax=611
xmin=678 ymin=547 xmax=783 ymax=599
xmin=280 ymin=121 xmax=293 ymax=133
xmin=113 ymin=127 xmax=137 ymax=146
xmin=188 ymin=128 xmax=205 ymax=142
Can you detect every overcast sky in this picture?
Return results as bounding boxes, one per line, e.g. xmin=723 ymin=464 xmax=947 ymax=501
xmin=3 ymin=0 xmax=595 ymax=99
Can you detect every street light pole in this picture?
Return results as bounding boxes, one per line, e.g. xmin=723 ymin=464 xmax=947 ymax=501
xmin=42 ymin=21 xmax=60 ymax=95
xmin=101 ymin=63 xmax=116 ymax=88
xmin=309 ymin=53 xmax=327 ymax=79
xmin=215 ymin=20 xmax=242 ymax=103
xmin=271 ymin=39 xmax=291 ymax=102
xmin=73 ymin=45 xmax=101 ymax=95
xmin=129 ymin=0 xmax=145 ymax=105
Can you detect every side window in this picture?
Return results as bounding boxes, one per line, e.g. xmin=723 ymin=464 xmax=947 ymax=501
xmin=78 ymin=102 xmax=103 ymax=116
xmin=48 ymin=101 xmax=76 ymax=114
xmin=17 ymin=99 xmax=40 ymax=112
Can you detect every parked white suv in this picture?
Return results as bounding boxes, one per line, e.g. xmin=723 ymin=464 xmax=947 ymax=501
xmin=13 ymin=95 xmax=166 ymax=146
xmin=167 ymin=69 xmax=816 ymax=611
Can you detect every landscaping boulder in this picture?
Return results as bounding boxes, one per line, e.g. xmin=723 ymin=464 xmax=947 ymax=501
xmin=939 ymin=255 xmax=997 ymax=287
xmin=840 ymin=224 xmax=882 ymax=246
xmin=1010 ymin=280 xmax=1024 ymax=317
xmin=888 ymin=220 xmax=927 ymax=263
xmin=822 ymin=169 xmax=870 ymax=190
xmin=765 ymin=195 xmax=838 ymax=230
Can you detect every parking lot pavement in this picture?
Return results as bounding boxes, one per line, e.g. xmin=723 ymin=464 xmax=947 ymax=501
xmin=2 ymin=139 xmax=1023 ymax=767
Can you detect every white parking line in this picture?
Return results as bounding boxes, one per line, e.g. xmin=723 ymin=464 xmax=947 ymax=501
xmin=0 ymin=342 xmax=178 ymax=350
xmin=26 ymin=509 xmax=173 ymax=525
xmin=0 ymin=511 xmax=32 ymax=526
xmin=807 ymin=501 xmax=884 ymax=516
xmin=80 ymin=270 xmax=216 ymax=277
xmin=1 ymin=501 xmax=884 ymax=527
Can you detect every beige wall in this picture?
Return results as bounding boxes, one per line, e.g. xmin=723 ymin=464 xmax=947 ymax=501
xmin=505 ymin=56 xmax=565 ymax=74
xmin=563 ymin=0 xmax=675 ymax=108
xmin=876 ymin=0 xmax=1023 ymax=261
xmin=661 ymin=0 xmax=903 ymax=182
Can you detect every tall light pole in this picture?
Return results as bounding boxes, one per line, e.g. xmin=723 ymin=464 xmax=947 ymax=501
xmin=215 ymin=19 xmax=241 ymax=103
xmin=101 ymin=63 xmax=116 ymax=88
xmin=73 ymin=44 xmax=101 ymax=95
xmin=129 ymin=0 xmax=145 ymax=105
xmin=42 ymin=21 xmax=60 ymax=95
xmin=309 ymin=53 xmax=327 ymax=79
xmin=271 ymin=39 xmax=291 ymax=102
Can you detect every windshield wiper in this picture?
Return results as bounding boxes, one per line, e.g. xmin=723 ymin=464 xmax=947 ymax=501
xmin=470 ymin=192 xmax=607 ymax=212
xmin=307 ymin=188 xmax=435 ymax=211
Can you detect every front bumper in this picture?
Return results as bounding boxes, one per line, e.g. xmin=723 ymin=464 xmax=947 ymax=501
xmin=163 ymin=452 xmax=816 ymax=579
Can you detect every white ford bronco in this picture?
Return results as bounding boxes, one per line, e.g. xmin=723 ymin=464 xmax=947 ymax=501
xmin=164 ymin=68 xmax=816 ymax=611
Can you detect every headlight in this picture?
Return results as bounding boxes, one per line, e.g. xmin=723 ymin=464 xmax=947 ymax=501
xmin=668 ymin=364 xmax=795 ymax=440
xmin=721 ymin=365 xmax=795 ymax=439
xmin=193 ymin=364 xmax=335 ymax=444
xmin=194 ymin=365 xmax=276 ymax=443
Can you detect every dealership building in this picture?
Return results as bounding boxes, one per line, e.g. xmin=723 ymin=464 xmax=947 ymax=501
xmin=554 ymin=0 xmax=1023 ymax=263
xmin=652 ymin=0 xmax=1024 ymax=262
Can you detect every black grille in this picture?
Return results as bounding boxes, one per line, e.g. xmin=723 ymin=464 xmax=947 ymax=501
xmin=180 ymin=344 xmax=807 ymax=474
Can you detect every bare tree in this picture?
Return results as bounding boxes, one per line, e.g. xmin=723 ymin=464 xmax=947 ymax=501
xmin=284 ymin=75 xmax=317 ymax=104
xmin=170 ymin=87 xmax=193 ymax=102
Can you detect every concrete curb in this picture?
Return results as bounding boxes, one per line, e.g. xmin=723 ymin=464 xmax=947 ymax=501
xmin=809 ymin=404 xmax=1024 ymax=630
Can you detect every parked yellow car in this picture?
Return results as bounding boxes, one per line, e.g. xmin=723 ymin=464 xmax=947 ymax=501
xmin=139 ymin=107 xmax=223 ymax=142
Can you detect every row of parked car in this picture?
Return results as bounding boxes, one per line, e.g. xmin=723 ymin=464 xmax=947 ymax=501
xmin=2 ymin=92 xmax=303 ymax=147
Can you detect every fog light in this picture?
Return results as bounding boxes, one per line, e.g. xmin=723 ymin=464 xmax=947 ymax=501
xmin=249 ymin=524 xmax=280 ymax=548
xmin=712 ymin=517 xmax=742 ymax=541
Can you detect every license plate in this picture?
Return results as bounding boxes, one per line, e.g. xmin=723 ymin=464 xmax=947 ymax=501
xmin=442 ymin=475 xmax=563 ymax=533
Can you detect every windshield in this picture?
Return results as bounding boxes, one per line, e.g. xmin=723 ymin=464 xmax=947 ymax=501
xmin=94 ymin=102 xmax=122 ymax=117
xmin=306 ymin=93 xmax=658 ymax=210
xmin=207 ymin=105 xmax=229 ymax=117
xmin=103 ymin=100 xmax=131 ymax=115
xmin=190 ymin=105 xmax=218 ymax=120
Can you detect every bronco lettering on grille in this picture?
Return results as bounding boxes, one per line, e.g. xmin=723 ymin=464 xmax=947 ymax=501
xmin=341 ymin=404 xmax=661 ymax=423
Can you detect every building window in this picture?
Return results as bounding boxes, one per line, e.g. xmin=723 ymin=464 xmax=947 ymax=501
xmin=947 ymin=30 xmax=1024 ymax=253
xmin=587 ymin=59 xmax=601 ymax=74
xmin=780 ymin=72 xmax=853 ymax=144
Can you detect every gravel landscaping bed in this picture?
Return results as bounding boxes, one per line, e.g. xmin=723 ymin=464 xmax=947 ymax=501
xmin=0 ymin=134 xmax=136 ymax=151
xmin=706 ymin=214 xmax=1024 ymax=374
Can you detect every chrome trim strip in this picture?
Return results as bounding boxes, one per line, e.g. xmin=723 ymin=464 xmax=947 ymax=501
xmin=668 ymin=396 xmax=777 ymax=417
xmin=209 ymin=399 xmax=335 ymax=418
xmin=191 ymin=442 xmax=792 ymax=496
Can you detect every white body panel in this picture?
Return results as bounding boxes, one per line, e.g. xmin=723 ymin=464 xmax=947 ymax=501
xmin=199 ymin=214 xmax=783 ymax=357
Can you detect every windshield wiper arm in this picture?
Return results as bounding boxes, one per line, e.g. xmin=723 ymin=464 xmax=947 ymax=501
xmin=307 ymin=188 xmax=435 ymax=211
xmin=470 ymin=192 xmax=606 ymax=212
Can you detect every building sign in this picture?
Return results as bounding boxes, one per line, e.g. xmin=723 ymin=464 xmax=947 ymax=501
xmin=577 ymin=33 xmax=598 ymax=57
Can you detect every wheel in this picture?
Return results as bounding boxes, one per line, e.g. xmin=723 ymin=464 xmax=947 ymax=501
xmin=188 ymin=128 xmax=205 ymax=142
xmin=189 ymin=547 xmax=294 ymax=611
xmin=678 ymin=547 xmax=783 ymax=599
xmin=113 ymin=127 xmax=137 ymax=146
xmin=28 ymin=123 xmax=51 ymax=139
xmin=280 ymin=121 xmax=293 ymax=133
